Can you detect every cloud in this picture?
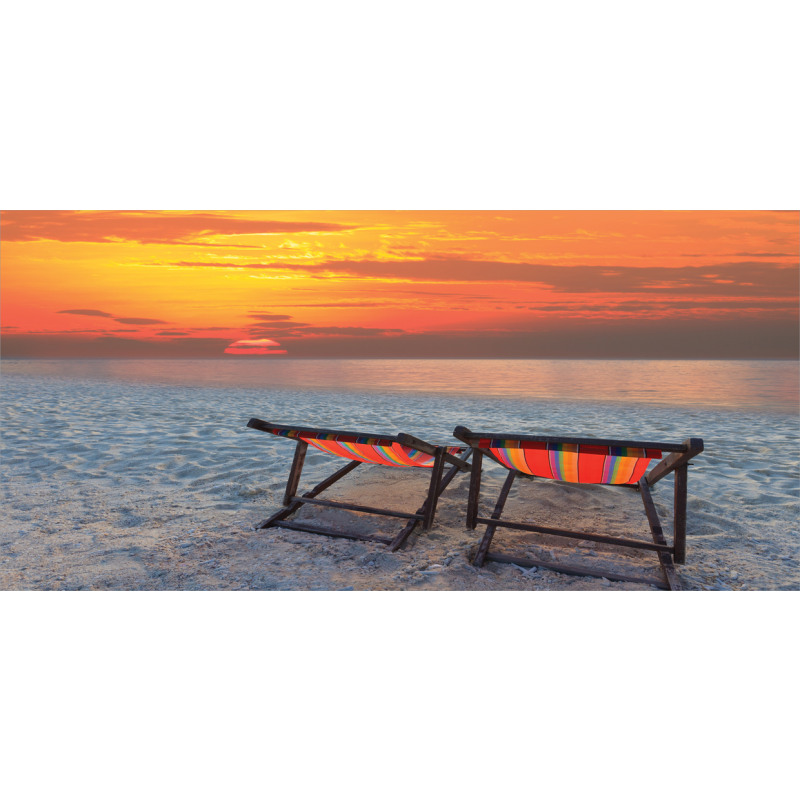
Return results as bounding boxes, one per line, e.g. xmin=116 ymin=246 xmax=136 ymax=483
xmin=247 ymin=321 xmax=310 ymax=330
xmin=0 ymin=334 xmax=234 ymax=358
xmin=164 ymin=256 xmax=798 ymax=298
xmin=57 ymin=309 xmax=114 ymax=317
xmin=730 ymin=252 xmax=795 ymax=258
xmin=57 ymin=308 xmax=168 ymax=326
xmin=244 ymin=313 xmax=406 ymax=340
xmin=0 ymin=211 xmax=356 ymax=244
xmin=186 ymin=326 xmax=234 ymax=331
xmin=240 ymin=319 xmax=800 ymax=359
xmin=113 ymin=317 xmax=167 ymax=325
xmin=321 ymin=258 xmax=799 ymax=297
xmin=242 ymin=311 xmax=407 ymax=340
xmin=173 ymin=261 xmax=269 ymax=267
xmin=269 ymin=301 xmax=407 ymax=308
xmin=247 ymin=325 xmax=406 ymax=339
xmin=293 ymin=326 xmax=405 ymax=336
xmin=4 ymin=316 xmax=798 ymax=359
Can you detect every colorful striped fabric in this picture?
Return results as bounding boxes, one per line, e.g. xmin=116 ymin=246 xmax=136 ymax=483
xmin=478 ymin=439 xmax=661 ymax=485
xmin=266 ymin=427 xmax=462 ymax=468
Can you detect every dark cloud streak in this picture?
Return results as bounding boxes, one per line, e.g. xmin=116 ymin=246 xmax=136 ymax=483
xmin=57 ymin=309 xmax=167 ymax=325
xmin=4 ymin=315 xmax=797 ymax=359
xmin=161 ymin=257 xmax=799 ymax=298
xmin=114 ymin=317 xmax=167 ymax=325
xmin=1 ymin=211 xmax=355 ymax=244
xmin=57 ymin=309 xmax=114 ymax=318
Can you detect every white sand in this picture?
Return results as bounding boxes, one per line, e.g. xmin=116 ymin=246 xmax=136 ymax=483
xmin=1 ymin=369 xmax=798 ymax=590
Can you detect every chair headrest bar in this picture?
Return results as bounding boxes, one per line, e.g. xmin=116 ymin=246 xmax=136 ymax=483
xmin=453 ymin=425 xmax=689 ymax=453
xmin=247 ymin=417 xmax=402 ymax=444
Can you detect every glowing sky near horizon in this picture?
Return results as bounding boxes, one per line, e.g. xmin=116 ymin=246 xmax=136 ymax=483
xmin=1 ymin=210 xmax=797 ymax=358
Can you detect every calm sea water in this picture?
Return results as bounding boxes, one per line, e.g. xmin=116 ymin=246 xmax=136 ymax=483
xmin=2 ymin=359 xmax=798 ymax=414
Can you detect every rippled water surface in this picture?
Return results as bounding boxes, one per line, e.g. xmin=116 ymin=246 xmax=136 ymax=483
xmin=2 ymin=358 xmax=798 ymax=414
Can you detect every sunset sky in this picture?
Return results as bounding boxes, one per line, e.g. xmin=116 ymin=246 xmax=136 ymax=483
xmin=1 ymin=210 xmax=797 ymax=358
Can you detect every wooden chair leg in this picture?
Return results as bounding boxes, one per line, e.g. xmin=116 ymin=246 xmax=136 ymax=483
xmin=260 ymin=459 xmax=361 ymax=529
xmin=282 ymin=440 xmax=308 ymax=506
xmin=639 ymin=477 xmax=682 ymax=591
xmin=422 ymin=447 xmax=446 ymax=531
xmin=389 ymin=457 xmax=466 ymax=551
xmin=466 ymin=449 xmax=482 ymax=530
xmin=474 ymin=469 xmax=516 ymax=567
xmin=673 ymin=464 xmax=688 ymax=564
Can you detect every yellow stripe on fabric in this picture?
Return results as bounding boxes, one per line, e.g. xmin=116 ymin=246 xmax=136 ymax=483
xmin=505 ymin=445 xmax=530 ymax=473
xmin=341 ymin=441 xmax=384 ymax=463
xmin=377 ymin=444 xmax=410 ymax=466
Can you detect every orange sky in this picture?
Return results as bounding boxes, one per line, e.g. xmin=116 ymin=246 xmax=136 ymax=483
xmin=1 ymin=210 xmax=797 ymax=358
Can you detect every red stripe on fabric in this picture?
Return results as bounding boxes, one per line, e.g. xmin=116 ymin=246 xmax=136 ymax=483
xmin=346 ymin=442 xmax=382 ymax=464
xmin=524 ymin=441 xmax=553 ymax=479
xmin=628 ymin=449 xmax=662 ymax=483
xmin=577 ymin=445 xmax=607 ymax=483
xmin=627 ymin=459 xmax=648 ymax=484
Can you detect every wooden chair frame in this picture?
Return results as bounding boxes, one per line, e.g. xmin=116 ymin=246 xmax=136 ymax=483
xmin=247 ymin=419 xmax=472 ymax=551
xmin=453 ymin=426 xmax=704 ymax=590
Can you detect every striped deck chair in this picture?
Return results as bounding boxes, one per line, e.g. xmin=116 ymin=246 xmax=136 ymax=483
xmin=247 ymin=419 xmax=472 ymax=551
xmin=453 ymin=426 xmax=704 ymax=590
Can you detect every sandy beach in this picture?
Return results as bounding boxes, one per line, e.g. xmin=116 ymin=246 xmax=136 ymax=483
xmin=1 ymin=360 xmax=798 ymax=591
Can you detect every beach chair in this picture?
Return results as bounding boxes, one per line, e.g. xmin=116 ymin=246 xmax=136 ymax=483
xmin=247 ymin=419 xmax=472 ymax=551
xmin=452 ymin=425 xmax=704 ymax=590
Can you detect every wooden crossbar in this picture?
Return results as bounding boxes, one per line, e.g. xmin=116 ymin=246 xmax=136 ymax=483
xmin=290 ymin=495 xmax=424 ymax=521
xmin=472 ymin=516 xmax=674 ymax=553
xmin=273 ymin=520 xmax=395 ymax=546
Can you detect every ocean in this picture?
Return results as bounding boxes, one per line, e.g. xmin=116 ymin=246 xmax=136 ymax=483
xmin=2 ymin=358 xmax=798 ymax=414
